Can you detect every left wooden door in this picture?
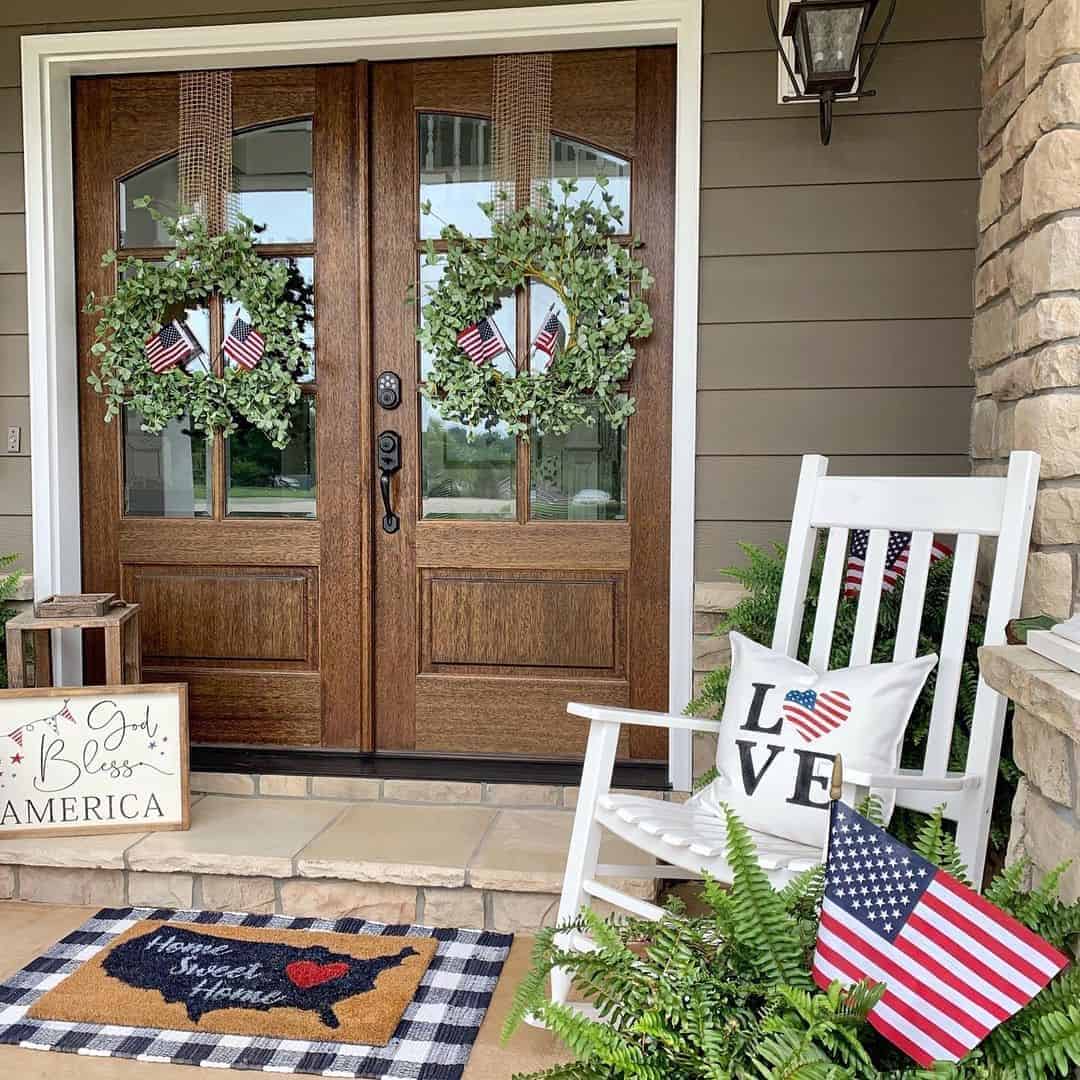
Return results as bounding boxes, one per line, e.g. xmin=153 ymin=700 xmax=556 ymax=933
xmin=74 ymin=67 xmax=371 ymax=748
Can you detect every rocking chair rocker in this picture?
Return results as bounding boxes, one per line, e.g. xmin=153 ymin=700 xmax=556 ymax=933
xmin=552 ymin=452 xmax=1040 ymax=1008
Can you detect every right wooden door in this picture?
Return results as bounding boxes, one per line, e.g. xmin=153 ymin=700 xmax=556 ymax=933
xmin=370 ymin=48 xmax=675 ymax=760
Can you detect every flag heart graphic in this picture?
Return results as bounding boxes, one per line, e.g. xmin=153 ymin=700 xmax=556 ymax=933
xmin=285 ymin=960 xmax=350 ymax=990
xmin=782 ymin=688 xmax=852 ymax=743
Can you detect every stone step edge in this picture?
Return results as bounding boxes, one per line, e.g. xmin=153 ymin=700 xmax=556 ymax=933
xmin=0 ymin=864 xmax=627 ymax=935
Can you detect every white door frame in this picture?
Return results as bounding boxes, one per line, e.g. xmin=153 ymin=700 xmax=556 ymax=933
xmin=21 ymin=0 xmax=702 ymax=788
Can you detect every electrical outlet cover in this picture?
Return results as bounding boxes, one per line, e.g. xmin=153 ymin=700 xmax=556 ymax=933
xmin=5 ymin=426 xmax=19 ymax=454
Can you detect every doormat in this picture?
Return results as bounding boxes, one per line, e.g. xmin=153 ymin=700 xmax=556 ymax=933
xmin=0 ymin=906 xmax=514 ymax=1078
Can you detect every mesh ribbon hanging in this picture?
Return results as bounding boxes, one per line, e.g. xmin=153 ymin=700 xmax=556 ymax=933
xmin=178 ymin=71 xmax=236 ymax=235
xmin=491 ymin=54 xmax=552 ymax=221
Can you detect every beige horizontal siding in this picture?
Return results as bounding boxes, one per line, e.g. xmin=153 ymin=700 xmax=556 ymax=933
xmin=0 ymin=157 xmax=23 ymax=212
xmin=703 ymin=111 xmax=979 ymax=189
xmin=0 ymin=215 xmax=25 ymax=272
xmin=701 ymin=181 xmax=979 ymax=256
xmin=704 ymin=0 xmax=982 ymax=53
xmin=0 ymin=455 xmax=31 ymax=513
xmin=696 ymin=455 xmax=971 ymax=522
xmin=0 ymin=514 xmax=31 ymax=569
xmin=700 ymin=251 xmax=976 ymax=324
xmin=697 ymin=388 xmax=973 ymax=457
xmin=0 ymin=274 xmax=27 ymax=334
xmin=0 ymin=336 xmax=27 ymax=394
xmin=703 ymin=39 xmax=981 ymax=122
xmin=696 ymin=522 xmax=790 ymax=580
xmin=698 ymin=320 xmax=973 ymax=390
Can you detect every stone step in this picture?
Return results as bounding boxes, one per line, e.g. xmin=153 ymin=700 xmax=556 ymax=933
xmin=0 ymin=794 xmax=658 ymax=933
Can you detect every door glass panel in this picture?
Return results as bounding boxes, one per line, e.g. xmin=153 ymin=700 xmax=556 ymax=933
xmin=528 ymin=281 xmax=568 ymax=373
xmin=120 ymin=157 xmax=180 ymax=248
xmin=121 ymin=263 xmax=212 ymax=374
xmin=123 ymin=411 xmax=211 ymax=517
xmin=224 ymin=256 xmax=314 ymax=381
xmin=549 ymin=136 xmax=630 ymax=234
xmin=226 ymin=397 xmax=316 ymax=518
xmin=419 ymin=114 xmax=494 ymax=239
xmin=418 ymin=256 xmax=516 ymax=519
xmin=233 ymin=120 xmax=314 ymax=243
xmin=530 ymin=401 xmax=628 ymax=521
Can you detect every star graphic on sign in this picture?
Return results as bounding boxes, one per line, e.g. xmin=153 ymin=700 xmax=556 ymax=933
xmin=148 ymin=741 xmax=157 ymax=751
xmin=9 ymin=754 xmax=21 ymax=764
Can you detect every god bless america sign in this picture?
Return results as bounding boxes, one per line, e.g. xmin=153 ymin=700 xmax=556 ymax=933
xmin=0 ymin=684 xmax=189 ymax=838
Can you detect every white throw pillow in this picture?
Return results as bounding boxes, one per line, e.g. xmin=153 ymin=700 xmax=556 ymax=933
xmin=692 ymin=632 xmax=937 ymax=848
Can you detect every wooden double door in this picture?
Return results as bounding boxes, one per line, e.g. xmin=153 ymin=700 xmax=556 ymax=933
xmin=74 ymin=49 xmax=674 ymax=762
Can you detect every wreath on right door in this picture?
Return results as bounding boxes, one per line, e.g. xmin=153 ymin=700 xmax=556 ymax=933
xmin=414 ymin=178 xmax=654 ymax=437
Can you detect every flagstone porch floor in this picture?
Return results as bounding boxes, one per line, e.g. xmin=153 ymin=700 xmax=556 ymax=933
xmin=0 ymin=786 xmax=661 ymax=932
xmin=0 ymin=901 xmax=571 ymax=1079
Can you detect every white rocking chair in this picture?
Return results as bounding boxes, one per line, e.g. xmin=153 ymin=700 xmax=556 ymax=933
xmin=552 ymin=452 xmax=1040 ymax=1007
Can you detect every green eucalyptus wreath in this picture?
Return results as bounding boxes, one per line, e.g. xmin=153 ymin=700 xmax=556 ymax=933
xmin=416 ymin=177 xmax=654 ymax=437
xmin=85 ymin=201 xmax=312 ymax=450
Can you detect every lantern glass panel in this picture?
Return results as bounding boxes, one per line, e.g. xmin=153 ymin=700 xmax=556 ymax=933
xmin=803 ymin=7 xmax=863 ymax=78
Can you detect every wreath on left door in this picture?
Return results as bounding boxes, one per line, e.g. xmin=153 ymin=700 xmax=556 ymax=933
xmin=85 ymin=200 xmax=312 ymax=450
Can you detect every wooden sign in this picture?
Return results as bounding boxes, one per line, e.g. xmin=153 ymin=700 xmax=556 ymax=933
xmin=0 ymin=684 xmax=189 ymax=838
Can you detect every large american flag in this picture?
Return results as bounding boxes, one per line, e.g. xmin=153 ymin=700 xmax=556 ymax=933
xmin=223 ymin=315 xmax=266 ymax=371
xmin=456 ymin=317 xmax=505 ymax=364
xmin=813 ymin=803 xmax=1068 ymax=1067
xmin=844 ymin=530 xmax=952 ymax=598
xmin=145 ymin=319 xmax=201 ymax=374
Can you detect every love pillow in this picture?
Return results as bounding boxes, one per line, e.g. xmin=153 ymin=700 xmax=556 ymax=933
xmin=692 ymin=632 xmax=937 ymax=848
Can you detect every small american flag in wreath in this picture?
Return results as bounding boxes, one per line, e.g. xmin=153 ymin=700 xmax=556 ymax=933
xmin=224 ymin=314 xmax=266 ymax=371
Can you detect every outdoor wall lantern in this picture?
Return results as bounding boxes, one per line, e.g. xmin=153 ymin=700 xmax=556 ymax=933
xmin=768 ymin=0 xmax=896 ymax=145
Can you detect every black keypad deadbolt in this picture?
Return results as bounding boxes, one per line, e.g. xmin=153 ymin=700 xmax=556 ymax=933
xmin=378 ymin=431 xmax=402 ymax=534
xmin=377 ymin=371 xmax=402 ymax=410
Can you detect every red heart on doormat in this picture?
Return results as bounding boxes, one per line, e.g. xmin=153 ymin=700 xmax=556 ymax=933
xmin=285 ymin=960 xmax=350 ymax=990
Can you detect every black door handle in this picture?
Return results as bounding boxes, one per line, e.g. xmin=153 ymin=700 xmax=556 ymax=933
xmin=377 ymin=431 xmax=402 ymax=534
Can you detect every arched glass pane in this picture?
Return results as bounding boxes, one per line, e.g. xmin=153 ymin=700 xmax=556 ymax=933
xmin=119 ymin=119 xmax=314 ymax=248
xmin=233 ymin=119 xmax=314 ymax=243
xmin=419 ymin=113 xmax=494 ymax=240
xmin=418 ymin=256 xmax=516 ymax=520
xmin=549 ymin=135 xmax=630 ymax=234
xmin=120 ymin=157 xmax=180 ymax=247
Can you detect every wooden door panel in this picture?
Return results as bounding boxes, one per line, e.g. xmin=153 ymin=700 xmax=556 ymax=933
xmin=422 ymin=569 xmax=624 ymax=673
xmin=372 ymin=48 xmax=674 ymax=760
xmin=414 ymin=675 xmax=631 ymax=757
xmin=75 ymin=66 xmax=365 ymax=750
xmin=123 ymin=566 xmax=317 ymax=664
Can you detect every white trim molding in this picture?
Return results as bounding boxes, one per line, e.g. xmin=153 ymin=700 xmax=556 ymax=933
xmin=20 ymin=0 xmax=703 ymax=788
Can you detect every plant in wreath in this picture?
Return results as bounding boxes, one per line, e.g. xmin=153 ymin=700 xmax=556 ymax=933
xmin=85 ymin=198 xmax=312 ymax=449
xmin=415 ymin=177 xmax=653 ymax=437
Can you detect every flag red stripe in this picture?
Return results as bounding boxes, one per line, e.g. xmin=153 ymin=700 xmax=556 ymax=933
xmin=815 ymin=699 xmax=850 ymax=722
xmin=815 ymin=938 xmax=973 ymax=1059
xmin=904 ymin=912 xmax=1029 ymax=1008
xmin=932 ymin=873 xmax=1070 ymax=971
xmin=820 ymin=912 xmax=990 ymax=1041
xmin=783 ymin=704 xmax=833 ymax=736
xmin=892 ymin=928 xmax=1010 ymax=1023
xmin=782 ymin=713 xmax=821 ymax=742
xmin=867 ymin=1009 xmax=938 ymax=1068
xmin=919 ymin=888 xmax=1050 ymax=990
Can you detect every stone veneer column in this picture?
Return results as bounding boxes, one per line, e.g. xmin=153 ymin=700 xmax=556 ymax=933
xmin=973 ymin=0 xmax=1080 ymax=619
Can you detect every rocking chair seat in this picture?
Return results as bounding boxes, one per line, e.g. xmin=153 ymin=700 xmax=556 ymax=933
xmin=597 ymin=793 xmax=821 ymax=887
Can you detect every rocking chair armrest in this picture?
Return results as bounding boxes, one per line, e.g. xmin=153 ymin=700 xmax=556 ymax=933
xmin=844 ymin=767 xmax=981 ymax=793
xmin=567 ymin=702 xmax=721 ymax=735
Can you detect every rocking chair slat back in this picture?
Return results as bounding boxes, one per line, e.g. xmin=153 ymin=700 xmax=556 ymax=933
xmin=772 ymin=453 xmax=1039 ymax=884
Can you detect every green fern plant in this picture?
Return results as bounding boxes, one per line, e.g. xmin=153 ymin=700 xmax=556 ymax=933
xmin=0 ymin=552 xmax=21 ymax=688
xmin=687 ymin=542 xmax=1018 ymax=865
xmin=506 ymin=806 xmax=1080 ymax=1079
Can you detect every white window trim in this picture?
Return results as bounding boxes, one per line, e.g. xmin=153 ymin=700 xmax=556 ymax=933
xmin=21 ymin=0 xmax=702 ymax=789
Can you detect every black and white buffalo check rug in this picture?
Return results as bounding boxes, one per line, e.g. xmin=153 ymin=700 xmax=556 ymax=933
xmin=0 ymin=906 xmax=513 ymax=1078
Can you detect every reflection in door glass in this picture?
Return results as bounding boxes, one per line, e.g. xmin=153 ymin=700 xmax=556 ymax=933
xmin=419 ymin=114 xmax=494 ymax=239
xmin=549 ymin=136 xmax=630 ymax=234
xmin=530 ymin=401 xmax=627 ymax=521
xmin=120 ymin=157 xmax=180 ymax=247
xmin=418 ymin=256 xmax=516 ymax=519
xmin=233 ymin=120 xmax=314 ymax=244
xmin=224 ymin=257 xmax=315 ymax=381
xmin=124 ymin=411 xmax=211 ymax=517
xmin=121 ymin=263 xmax=212 ymax=374
xmin=226 ymin=398 xmax=316 ymax=518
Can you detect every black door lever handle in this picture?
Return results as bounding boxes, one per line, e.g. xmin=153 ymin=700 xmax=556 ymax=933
xmin=377 ymin=431 xmax=402 ymax=534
